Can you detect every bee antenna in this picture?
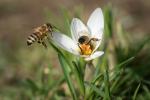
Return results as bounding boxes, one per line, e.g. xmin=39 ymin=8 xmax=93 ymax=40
xmin=46 ymin=23 xmax=58 ymax=29
xmin=46 ymin=23 xmax=51 ymax=26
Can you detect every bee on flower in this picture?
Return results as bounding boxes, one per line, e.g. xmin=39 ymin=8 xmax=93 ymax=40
xmin=50 ymin=8 xmax=104 ymax=61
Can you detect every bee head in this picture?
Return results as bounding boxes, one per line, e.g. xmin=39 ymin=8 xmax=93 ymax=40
xmin=45 ymin=23 xmax=52 ymax=31
xmin=45 ymin=23 xmax=52 ymax=28
xmin=78 ymin=36 xmax=89 ymax=44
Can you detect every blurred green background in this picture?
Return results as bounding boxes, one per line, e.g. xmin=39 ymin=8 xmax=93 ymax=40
xmin=0 ymin=0 xmax=150 ymax=99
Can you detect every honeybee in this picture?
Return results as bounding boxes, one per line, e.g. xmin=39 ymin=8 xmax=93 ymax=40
xmin=27 ymin=23 xmax=54 ymax=48
xmin=78 ymin=35 xmax=99 ymax=55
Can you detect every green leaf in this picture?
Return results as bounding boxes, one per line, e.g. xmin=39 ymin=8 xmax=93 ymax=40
xmin=116 ymin=73 xmax=132 ymax=95
xmin=72 ymin=61 xmax=85 ymax=95
xmin=46 ymin=76 xmax=65 ymax=97
xmin=23 ymin=78 xmax=39 ymax=94
xmin=116 ymin=57 xmax=135 ymax=69
xmin=104 ymin=4 xmax=113 ymax=38
xmin=142 ymin=85 xmax=150 ymax=98
xmin=48 ymin=41 xmax=72 ymax=72
xmin=58 ymin=54 xmax=77 ymax=100
xmin=104 ymin=68 xmax=111 ymax=100
xmin=100 ymin=49 xmax=108 ymax=72
xmin=48 ymin=41 xmax=62 ymax=55
xmin=134 ymin=37 xmax=150 ymax=55
xmin=110 ymin=57 xmax=135 ymax=82
xmin=110 ymin=75 xmax=121 ymax=93
xmin=61 ymin=7 xmax=71 ymax=36
xmin=92 ymin=73 xmax=103 ymax=84
xmin=132 ymin=83 xmax=141 ymax=100
xmin=84 ymin=82 xmax=104 ymax=97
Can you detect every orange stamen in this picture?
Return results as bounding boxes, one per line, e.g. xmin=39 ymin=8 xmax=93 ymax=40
xmin=79 ymin=44 xmax=92 ymax=55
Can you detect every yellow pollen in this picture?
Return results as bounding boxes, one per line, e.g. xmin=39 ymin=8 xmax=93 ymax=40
xmin=80 ymin=44 xmax=92 ymax=55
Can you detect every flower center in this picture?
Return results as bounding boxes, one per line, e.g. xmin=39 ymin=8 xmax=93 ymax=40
xmin=78 ymin=35 xmax=99 ymax=55
xmin=79 ymin=44 xmax=93 ymax=55
xmin=78 ymin=36 xmax=92 ymax=55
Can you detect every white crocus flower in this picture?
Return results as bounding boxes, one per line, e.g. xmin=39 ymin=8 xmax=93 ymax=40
xmin=51 ymin=8 xmax=104 ymax=61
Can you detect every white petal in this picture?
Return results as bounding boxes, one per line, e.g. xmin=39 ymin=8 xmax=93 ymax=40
xmin=92 ymin=34 xmax=103 ymax=52
xmin=51 ymin=32 xmax=80 ymax=55
xmin=84 ymin=51 xmax=104 ymax=61
xmin=87 ymin=8 xmax=104 ymax=37
xmin=71 ymin=18 xmax=89 ymax=42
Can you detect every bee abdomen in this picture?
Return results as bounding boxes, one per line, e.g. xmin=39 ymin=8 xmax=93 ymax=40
xmin=27 ymin=33 xmax=38 ymax=46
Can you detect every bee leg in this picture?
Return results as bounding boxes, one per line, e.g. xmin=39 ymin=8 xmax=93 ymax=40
xmin=47 ymin=36 xmax=51 ymax=42
xmin=86 ymin=38 xmax=100 ymax=44
xmin=42 ymin=42 xmax=47 ymax=48
xmin=37 ymin=39 xmax=47 ymax=49
xmin=37 ymin=41 xmax=41 ymax=43
xmin=50 ymin=24 xmax=59 ymax=37
xmin=50 ymin=32 xmax=53 ymax=37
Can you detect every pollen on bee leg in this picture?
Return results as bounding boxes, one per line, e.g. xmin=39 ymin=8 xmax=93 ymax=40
xmin=79 ymin=44 xmax=93 ymax=55
xmin=82 ymin=49 xmax=92 ymax=55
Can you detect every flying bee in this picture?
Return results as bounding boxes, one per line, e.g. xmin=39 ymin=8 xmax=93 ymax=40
xmin=27 ymin=23 xmax=55 ymax=48
xmin=78 ymin=35 xmax=100 ymax=55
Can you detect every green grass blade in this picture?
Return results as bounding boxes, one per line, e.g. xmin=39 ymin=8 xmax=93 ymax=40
xmin=61 ymin=7 xmax=71 ymax=35
xmin=58 ymin=54 xmax=77 ymax=100
xmin=110 ymin=57 xmax=135 ymax=82
xmin=116 ymin=57 xmax=135 ymax=69
xmin=104 ymin=4 xmax=113 ymax=38
xmin=48 ymin=41 xmax=72 ymax=72
xmin=92 ymin=73 xmax=103 ymax=84
xmin=142 ymin=85 xmax=150 ymax=98
xmin=132 ymin=83 xmax=141 ymax=100
xmin=84 ymin=82 xmax=105 ymax=97
xmin=104 ymin=68 xmax=111 ymax=100
xmin=48 ymin=40 xmax=62 ymax=55
xmin=23 ymin=78 xmax=39 ymax=94
xmin=72 ymin=61 xmax=85 ymax=95
xmin=110 ymin=75 xmax=121 ymax=93
xmin=134 ymin=37 xmax=150 ymax=55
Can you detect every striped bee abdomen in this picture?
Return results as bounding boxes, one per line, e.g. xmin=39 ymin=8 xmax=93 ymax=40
xmin=27 ymin=32 xmax=38 ymax=46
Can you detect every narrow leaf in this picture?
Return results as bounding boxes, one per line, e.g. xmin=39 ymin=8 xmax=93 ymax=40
xmin=134 ymin=37 xmax=150 ymax=55
xmin=72 ymin=61 xmax=85 ymax=95
xmin=23 ymin=78 xmax=39 ymax=93
xmin=133 ymin=83 xmax=141 ymax=100
xmin=84 ymin=82 xmax=104 ymax=97
xmin=116 ymin=57 xmax=134 ymax=69
xmin=104 ymin=4 xmax=113 ymax=38
xmin=58 ymin=54 xmax=77 ymax=100
xmin=104 ymin=68 xmax=111 ymax=100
